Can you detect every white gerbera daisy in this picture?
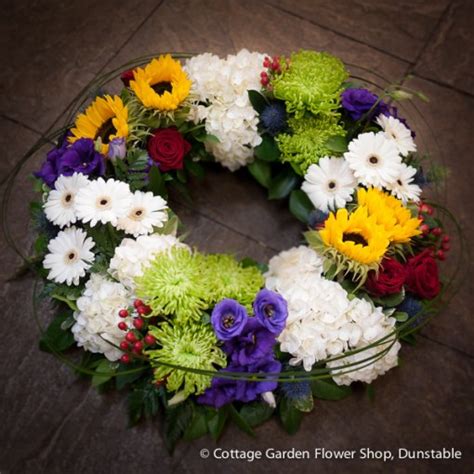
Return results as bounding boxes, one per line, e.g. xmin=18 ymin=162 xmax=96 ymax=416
xmin=117 ymin=191 xmax=168 ymax=237
xmin=43 ymin=173 xmax=90 ymax=227
xmin=386 ymin=163 xmax=422 ymax=204
xmin=376 ymin=114 xmax=416 ymax=156
xmin=301 ymin=157 xmax=356 ymax=213
xmin=344 ymin=132 xmax=403 ymax=188
xmin=75 ymin=177 xmax=133 ymax=227
xmin=43 ymin=227 xmax=95 ymax=285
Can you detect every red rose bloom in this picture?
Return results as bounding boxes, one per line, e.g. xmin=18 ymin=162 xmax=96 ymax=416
xmin=365 ymin=258 xmax=406 ymax=297
xmin=405 ymin=249 xmax=441 ymax=300
xmin=147 ymin=128 xmax=191 ymax=172
xmin=120 ymin=69 xmax=135 ymax=87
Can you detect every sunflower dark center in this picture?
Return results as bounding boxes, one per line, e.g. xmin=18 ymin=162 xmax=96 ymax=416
xmin=223 ymin=314 xmax=235 ymax=328
xmin=263 ymin=304 xmax=275 ymax=318
xmin=95 ymin=118 xmax=115 ymax=144
xmin=152 ymin=81 xmax=172 ymax=95
xmin=343 ymin=232 xmax=368 ymax=246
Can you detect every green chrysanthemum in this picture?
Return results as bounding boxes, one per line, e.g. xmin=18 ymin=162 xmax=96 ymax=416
xmin=276 ymin=114 xmax=346 ymax=174
xmin=204 ymin=254 xmax=264 ymax=311
xmin=147 ymin=321 xmax=226 ymax=399
xmin=272 ymin=50 xmax=348 ymax=119
xmin=135 ymin=247 xmax=209 ymax=321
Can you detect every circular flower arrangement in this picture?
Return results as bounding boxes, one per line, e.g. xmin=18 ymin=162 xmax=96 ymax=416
xmin=3 ymin=50 xmax=461 ymax=450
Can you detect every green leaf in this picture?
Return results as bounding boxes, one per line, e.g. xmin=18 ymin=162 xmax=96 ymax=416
xmin=366 ymin=384 xmax=375 ymax=402
xmin=394 ymin=311 xmax=409 ymax=322
xmin=254 ymin=135 xmax=281 ymax=162
xmin=240 ymin=257 xmax=268 ymax=274
xmin=115 ymin=363 xmax=146 ymax=391
xmin=50 ymin=292 xmax=78 ymax=311
xmin=371 ymin=290 xmax=405 ymax=308
xmin=148 ymin=166 xmax=168 ymax=198
xmin=226 ymin=404 xmax=255 ymax=437
xmin=325 ymin=135 xmax=348 ymax=154
xmin=39 ymin=312 xmax=76 ymax=353
xmin=292 ymin=392 xmax=314 ymax=413
xmin=184 ymin=159 xmax=205 ymax=179
xmin=163 ymin=400 xmax=194 ymax=453
xmin=248 ymin=159 xmax=272 ymax=188
xmin=239 ymin=402 xmax=274 ymax=428
xmin=248 ymin=89 xmax=268 ymax=114
xmin=183 ymin=407 xmax=209 ymax=441
xmin=268 ymin=170 xmax=299 ymax=200
xmin=278 ymin=397 xmax=303 ymax=435
xmin=206 ymin=408 xmax=228 ymax=441
xmin=289 ymin=190 xmax=314 ymax=223
xmin=311 ymin=379 xmax=352 ymax=401
xmin=92 ymin=359 xmax=116 ymax=387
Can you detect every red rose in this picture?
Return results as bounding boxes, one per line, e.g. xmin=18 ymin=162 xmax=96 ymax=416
xmin=365 ymin=258 xmax=406 ymax=297
xmin=147 ymin=128 xmax=191 ymax=172
xmin=405 ymin=249 xmax=441 ymax=300
xmin=120 ymin=69 xmax=135 ymax=87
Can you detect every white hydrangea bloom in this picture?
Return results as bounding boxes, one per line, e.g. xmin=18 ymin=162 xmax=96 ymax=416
xmin=266 ymin=245 xmax=401 ymax=381
xmin=71 ymin=274 xmax=131 ymax=361
xmin=108 ymin=233 xmax=187 ymax=289
xmin=185 ymin=49 xmax=267 ymax=171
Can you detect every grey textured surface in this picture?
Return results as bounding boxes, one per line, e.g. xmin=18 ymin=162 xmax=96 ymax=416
xmin=1 ymin=1 xmax=473 ymax=473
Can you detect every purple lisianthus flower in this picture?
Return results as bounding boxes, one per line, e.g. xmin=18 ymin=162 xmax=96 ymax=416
xmin=341 ymin=88 xmax=390 ymax=121
xmin=223 ymin=318 xmax=276 ymax=365
xmin=108 ymin=137 xmax=126 ymax=160
xmin=211 ymin=299 xmax=248 ymax=341
xmin=253 ymin=289 xmax=288 ymax=335
xmin=197 ymin=358 xmax=281 ymax=408
xmin=35 ymin=137 xmax=105 ymax=188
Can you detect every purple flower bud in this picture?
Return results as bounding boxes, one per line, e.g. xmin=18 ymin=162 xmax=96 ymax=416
xmin=108 ymin=137 xmax=127 ymax=160
xmin=211 ymin=299 xmax=248 ymax=341
xmin=253 ymin=289 xmax=288 ymax=335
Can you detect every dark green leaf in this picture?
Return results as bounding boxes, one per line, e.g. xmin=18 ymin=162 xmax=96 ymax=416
xmin=163 ymin=400 xmax=194 ymax=453
xmin=366 ymin=384 xmax=375 ymax=402
xmin=92 ymin=359 xmax=116 ymax=387
xmin=311 ymin=379 xmax=352 ymax=401
xmin=39 ymin=312 xmax=75 ymax=353
xmin=206 ymin=408 xmax=229 ymax=441
xmin=226 ymin=404 xmax=255 ymax=436
xmin=248 ymin=159 xmax=272 ymax=188
xmin=183 ymin=407 xmax=208 ymax=441
xmin=254 ymin=135 xmax=281 ymax=162
xmin=184 ymin=159 xmax=205 ymax=178
xmin=239 ymin=402 xmax=274 ymax=428
xmin=248 ymin=89 xmax=268 ymax=114
xmin=240 ymin=257 xmax=268 ymax=274
xmin=115 ymin=363 xmax=146 ymax=391
xmin=325 ymin=135 xmax=348 ymax=154
xmin=268 ymin=170 xmax=299 ymax=200
xmin=292 ymin=392 xmax=314 ymax=413
xmin=148 ymin=166 xmax=168 ymax=198
xmin=371 ymin=290 xmax=405 ymax=308
xmin=289 ymin=190 xmax=314 ymax=223
xmin=278 ymin=397 xmax=303 ymax=435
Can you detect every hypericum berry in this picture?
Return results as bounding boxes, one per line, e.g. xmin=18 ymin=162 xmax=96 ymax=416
xmin=442 ymin=235 xmax=450 ymax=243
xmin=120 ymin=354 xmax=131 ymax=364
xmin=119 ymin=341 xmax=129 ymax=351
xmin=263 ymin=57 xmax=271 ymax=68
xmin=261 ymin=76 xmax=269 ymax=86
xmin=420 ymin=203 xmax=433 ymax=215
xmin=436 ymin=250 xmax=446 ymax=260
xmin=442 ymin=242 xmax=450 ymax=251
xmin=125 ymin=331 xmax=137 ymax=343
xmin=118 ymin=322 xmax=128 ymax=331
xmin=137 ymin=305 xmax=151 ymax=316
xmin=133 ymin=299 xmax=144 ymax=309
xmin=260 ymin=71 xmax=268 ymax=79
xmin=118 ymin=309 xmax=129 ymax=318
xmin=420 ymin=223 xmax=430 ymax=234
xmin=431 ymin=227 xmax=443 ymax=236
xmin=133 ymin=341 xmax=144 ymax=353
xmin=144 ymin=334 xmax=156 ymax=346
xmin=133 ymin=318 xmax=145 ymax=330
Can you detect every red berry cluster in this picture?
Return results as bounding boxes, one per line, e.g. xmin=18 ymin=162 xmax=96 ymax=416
xmin=418 ymin=202 xmax=450 ymax=261
xmin=260 ymin=55 xmax=282 ymax=88
xmin=117 ymin=299 xmax=157 ymax=364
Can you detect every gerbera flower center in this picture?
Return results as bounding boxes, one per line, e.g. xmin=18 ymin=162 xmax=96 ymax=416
xmin=223 ymin=314 xmax=235 ymax=328
xmin=327 ymin=180 xmax=337 ymax=190
xmin=130 ymin=207 xmax=146 ymax=221
xmin=61 ymin=192 xmax=74 ymax=207
xmin=96 ymin=195 xmax=112 ymax=210
xmin=151 ymin=81 xmax=173 ymax=95
xmin=368 ymin=155 xmax=380 ymax=165
xmin=342 ymin=232 xmax=368 ymax=246
xmin=95 ymin=118 xmax=116 ymax=144
xmin=64 ymin=249 xmax=79 ymax=264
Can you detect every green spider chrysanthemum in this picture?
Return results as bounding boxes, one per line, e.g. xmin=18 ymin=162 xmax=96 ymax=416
xmin=272 ymin=50 xmax=348 ymax=119
xmin=276 ymin=114 xmax=346 ymax=174
xmin=135 ymin=247 xmax=209 ymax=321
xmin=204 ymin=254 xmax=264 ymax=311
xmin=147 ymin=321 xmax=226 ymax=399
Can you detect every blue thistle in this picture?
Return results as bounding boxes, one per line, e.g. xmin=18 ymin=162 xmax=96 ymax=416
xmin=260 ymin=101 xmax=287 ymax=136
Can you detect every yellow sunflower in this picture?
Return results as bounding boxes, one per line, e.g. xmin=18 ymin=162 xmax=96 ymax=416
xmin=69 ymin=95 xmax=129 ymax=155
xmin=319 ymin=206 xmax=390 ymax=265
xmin=357 ymin=188 xmax=421 ymax=243
xmin=130 ymin=54 xmax=191 ymax=111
